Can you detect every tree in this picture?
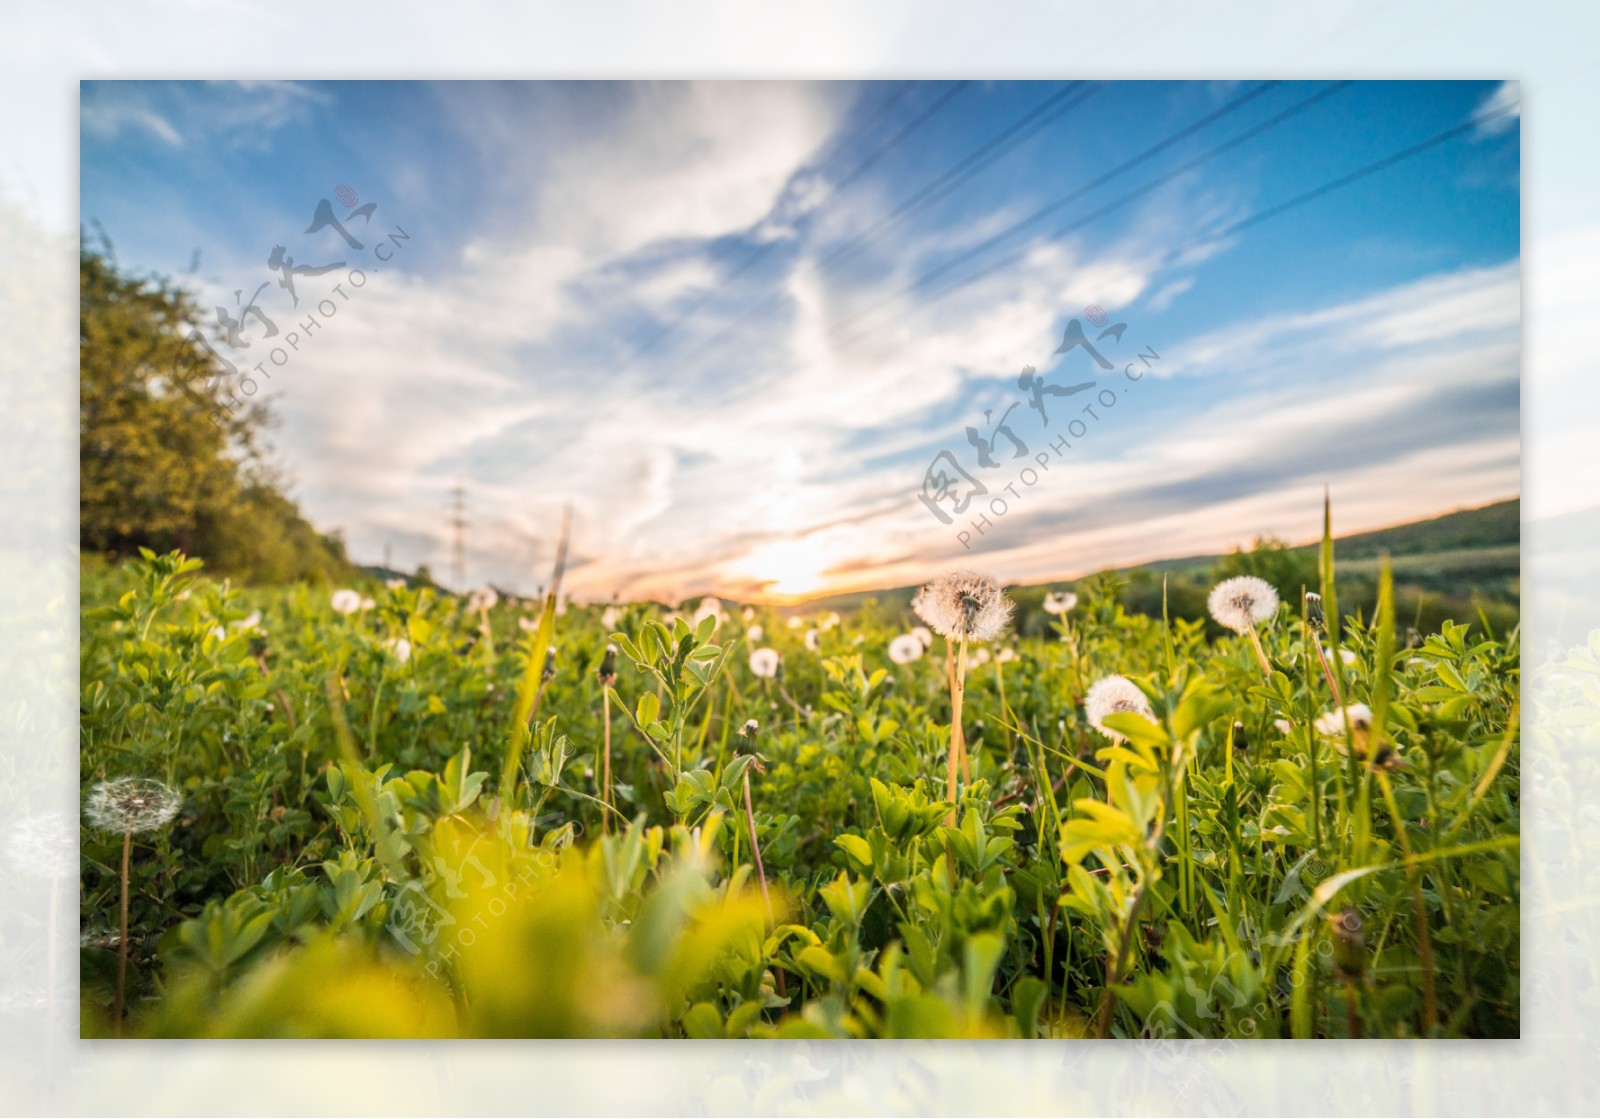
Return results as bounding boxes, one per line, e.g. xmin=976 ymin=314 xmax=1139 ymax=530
xmin=79 ymin=240 xmax=353 ymax=583
xmin=1211 ymin=536 xmax=1318 ymax=602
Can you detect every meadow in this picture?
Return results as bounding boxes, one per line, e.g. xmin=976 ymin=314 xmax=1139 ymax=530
xmin=74 ymin=512 xmax=1520 ymax=1039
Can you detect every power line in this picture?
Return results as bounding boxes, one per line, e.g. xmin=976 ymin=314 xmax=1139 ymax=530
xmin=655 ymin=82 xmax=1103 ymax=378
xmin=661 ymin=81 xmax=1289 ymax=377
xmin=817 ymin=81 xmax=1101 ymax=273
xmin=833 ymin=81 xmax=1354 ymax=347
xmin=667 ymin=87 xmax=1512 ymax=417
xmin=449 ymin=484 xmax=466 ymax=589
xmin=828 ymin=80 xmax=1296 ymax=343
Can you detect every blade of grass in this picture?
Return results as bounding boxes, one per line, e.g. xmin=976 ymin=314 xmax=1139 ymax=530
xmin=499 ymin=506 xmax=572 ymax=818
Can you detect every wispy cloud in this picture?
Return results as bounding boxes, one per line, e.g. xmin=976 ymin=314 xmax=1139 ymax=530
xmin=85 ymin=81 xmax=1519 ymax=599
xmin=1476 ymin=80 xmax=1521 ymax=135
xmin=81 ymin=80 xmax=328 ymax=150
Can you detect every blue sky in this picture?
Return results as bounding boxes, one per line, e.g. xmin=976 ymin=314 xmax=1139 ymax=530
xmin=80 ymin=79 xmax=1520 ymax=600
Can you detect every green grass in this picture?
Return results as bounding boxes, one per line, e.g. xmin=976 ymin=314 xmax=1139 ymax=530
xmin=77 ymin=541 xmax=1520 ymax=1039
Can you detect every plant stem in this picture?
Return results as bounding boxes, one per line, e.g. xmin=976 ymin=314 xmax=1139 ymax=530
xmin=1343 ymin=979 xmax=1362 ymax=1039
xmin=947 ymin=635 xmax=967 ymax=827
xmin=601 ymin=687 xmax=614 ymax=834
xmin=1377 ymin=770 xmax=1438 ymax=1033
xmin=1246 ymin=624 xmax=1272 ymax=679
xmin=743 ymin=769 xmax=786 ymax=999
xmin=114 ymin=825 xmax=132 ymax=1036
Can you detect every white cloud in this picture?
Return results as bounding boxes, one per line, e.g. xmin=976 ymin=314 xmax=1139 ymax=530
xmin=1476 ymin=80 xmax=1521 ymax=135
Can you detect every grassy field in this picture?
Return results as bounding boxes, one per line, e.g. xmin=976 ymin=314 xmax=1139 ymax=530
xmin=76 ymin=521 xmax=1519 ymax=1039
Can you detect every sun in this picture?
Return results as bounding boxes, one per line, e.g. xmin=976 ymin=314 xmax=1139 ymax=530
xmin=743 ymin=536 xmax=831 ymax=599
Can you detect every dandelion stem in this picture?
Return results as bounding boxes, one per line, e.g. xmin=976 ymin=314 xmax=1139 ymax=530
xmin=948 ymin=635 xmax=968 ymax=823
xmin=114 ymin=824 xmax=131 ymax=1036
xmin=1245 ymin=624 xmax=1272 ymax=679
xmin=1312 ymin=638 xmax=1344 ymax=707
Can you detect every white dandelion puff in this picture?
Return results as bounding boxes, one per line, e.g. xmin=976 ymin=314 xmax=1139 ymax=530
xmin=747 ymin=624 xmax=764 ymax=643
xmin=390 ymin=637 xmax=412 ymax=664
xmin=996 ymin=646 xmax=1017 ymax=663
xmin=741 ymin=606 xmax=755 ymax=623
xmin=83 ymin=779 xmax=182 ymax=835
xmin=1042 ymin=591 xmax=1078 ymax=615
xmin=4 ymin=812 xmax=76 ymax=880
xmin=910 ymin=626 xmax=934 ymax=649
xmin=518 ymin=616 xmax=537 ymax=632
xmin=1207 ymin=576 xmax=1279 ymax=633
xmin=330 ymin=589 xmax=362 ymax=615
xmin=822 ymin=612 xmax=841 ymax=631
xmin=360 ymin=596 xmax=375 ymax=611
xmin=749 ymin=647 xmax=781 ymax=679
xmin=1314 ymin=703 xmax=1373 ymax=738
xmin=385 ymin=577 xmax=406 ymax=591
xmin=973 ymin=647 xmax=992 ymax=665
xmin=888 ymin=634 xmax=924 ymax=664
xmin=912 ymin=571 xmax=1014 ymax=644
xmin=804 ymin=629 xmax=821 ymax=651
xmin=1274 ymin=718 xmax=1295 ymax=736
xmin=1085 ymin=676 xmax=1155 ymax=743
xmin=786 ymin=616 xmax=804 ymax=630
xmin=467 ymin=586 xmax=499 ymax=612
xmin=694 ymin=597 xmax=723 ymax=630
xmin=601 ymin=605 xmax=620 ymax=630
xmin=232 ymin=610 xmax=261 ymax=632
xmin=1326 ymin=646 xmax=1358 ymax=667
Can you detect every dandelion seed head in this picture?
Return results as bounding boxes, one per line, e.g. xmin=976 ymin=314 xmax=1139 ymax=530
xmin=1085 ymin=675 xmax=1155 ymax=743
xmin=740 ymin=719 xmax=759 ymax=738
xmin=913 ymin=571 xmax=1014 ymax=644
xmin=747 ymin=624 xmax=764 ymax=643
xmin=601 ymin=605 xmax=621 ymax=630
xmin=385 ymin=578 xmax=406 ymax=591
xmin=1324 ymin=645 xmax=1358 ymax=667
xmin=694 ymin=597 xmax=723 ymax=629
xmin=1313 ymin=703 xmax=1374 ymax=737
xmin=887 ymin=634 xmax=924 ymax=664
xmin=391 ymin=637 xmax=412 ymax=664
xmin=330 ymin=589 xmax=362 ymax=615
xmin=1304 ymin=591 xmax=1325 ymax=630
xmin=1207 ymin=576 xmax=1279 ymax=633
xmin=786 ymin=616 xmax=803 ymax=630
xmin=1043 ymin=591 xmax=1078 ymax=615
xmin=910 ymin=626 xmax=933 ymax=649
xmin=467 ymin=586 xmax=499 ymax=612
xmin=83 ymin=778 xmax=182 ymax=835
xmin=749 ymin=647 xmax=781 ymax=679
xmin=804 ymin=629 xmax=821 ymax=651
xmin=996 ymin=646 xmax=1017 ymax=663
xmin=4 ymin=812 xmax=76 ymax=880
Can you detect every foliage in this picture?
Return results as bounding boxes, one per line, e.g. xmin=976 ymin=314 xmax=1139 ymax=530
xmin=79 ymin=243 xmax=355 ymax=584
xmin=79 ymin=539 xmax=1519 ymax=1038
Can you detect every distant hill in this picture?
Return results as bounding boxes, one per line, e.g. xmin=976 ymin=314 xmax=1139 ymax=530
xmin=797 ymin=498 xmax=1521 ymax=638
xmin=1099 ymin=499 xmax=1519 ymax=579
